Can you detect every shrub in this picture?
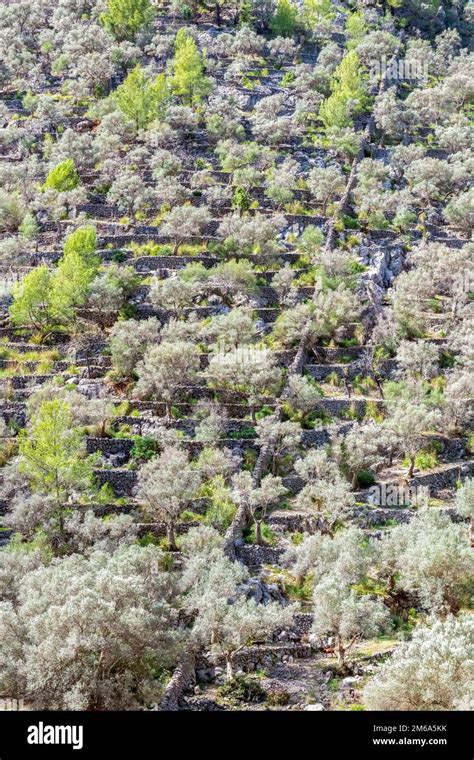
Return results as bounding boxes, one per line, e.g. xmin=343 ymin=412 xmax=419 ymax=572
xmin=356 ymin=469 xmax=376 ymax=488
xmin=267 ymin=689 xmax=290 ymax=706
xmin=219 ymin=675 xmax=267 ymax=704
xmin=130 ymin=436 xmax=158 ymax=464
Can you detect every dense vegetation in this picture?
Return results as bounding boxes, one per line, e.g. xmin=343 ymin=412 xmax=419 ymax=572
xmin=0 ymin=0 xmax=472 ymax=712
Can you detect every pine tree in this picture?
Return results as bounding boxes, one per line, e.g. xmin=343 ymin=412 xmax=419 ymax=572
xmin=49 ymin=226 xmax=100 ymax=327
xmin=63 ymin=226 xmax=98 ymax=268
xmin=301 ymin=0 xmax=335 ymax=26
xmin=9 ymin=266 xmax=55 ymax=333
xmin=18 ymin=213 xmax=39 ymax=241
xmin=18 ymin=400 xmax=94 ymax=504
xmin=100 ymin=0 xmax=154 ymax=42
xmin=43 ymin=159 xmax=79 ymax=192
xmin=269 ymin=0 xmax=299 ymax=37
xmin=345 ymin=10 xmax=367 ymax=49
xmin=232 ymin=186 xmax=251 ymax=217
xmin=10 ymin=228 xmax=100 ymax=333
xmin=171 ymin=30 xmax=211 ymax=104
xmin=51 ymin=249 xmax=99 ymax=327
xmin=319 ymin=51 xmax=367 ymax=130
xmin=114 ymin=66 xmax=168 ymax=131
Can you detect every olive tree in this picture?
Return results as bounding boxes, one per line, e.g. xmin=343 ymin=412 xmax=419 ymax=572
xmin=107 ymin=170 xmax=156 ymax=216
xmin=160 ymin=205 xmax=211 ymax=254
xmin=109 ymin=317 xmax=162 ymax=380
xmin=179 ymin=259 xmax=258 ymax=307
xmin=136 ymin=446 xmax=201 ymax=550
xmin=206 ymin=347 xmax=282 ymax=421
xmin=294 ymin=449 xmax=355 ymax=534
xmin=363 ymin=616 xmax=473 ymax=711
xmin=455 ymin=479 xmax=474 ymax=546
xmin=193 ymin=400 xmax=229 ymax=444
xmin=218 ymin=212 xmax=286 ymax=257
xmin=383 ymin=400 xmax=442 ymax=478
xmin=284 ymin=525 xmax=371 ymax=588
xmin=283 ymin=374 xmax=324 ymax=419
xmin=331 ymin=422 xmax=384 ymax=489
xmin=395 ymin=339 xmax=440 ymax=382
xmin=149 ymin=277 xmax=198 ymax=315
xmin=311 ymin=576 xmax=391 ymax=666
xmin=272 ymin=286 xmax=360 ymax=349
xmin=232 ymin=470 xmax=287 ymax=545
xmin=87 ymin=265 xmax=137 ymax=329
xmin=307 ymin=165 xmax=346 ymax=214
xmin=379 ymin=508 xmax=473 ymax=615
xmin=180 ymin=527 xmax=296 ymax=679
xmin=135 ymin=340 xmax=201 ymax=420
xmin=0 ymin=545 xmax=181 ymax=710
xmin=444 ymin=188 xmax=474 ymax=237
xmin=254 ymin=414 xmax=302 ymax=476
xmin=441 ymin=368 xmax=474 ymax=435
xmin=205 ymin=308 xmax=259 ymax=350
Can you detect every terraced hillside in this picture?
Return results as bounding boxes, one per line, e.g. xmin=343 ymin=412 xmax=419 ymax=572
xmin=0 ymin=0 xmax=472 ymax=713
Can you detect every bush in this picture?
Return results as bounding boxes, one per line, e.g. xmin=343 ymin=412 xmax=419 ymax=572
xmin=402 ymin=447 xmax=439 ymax=473
xmin=202 ymin=476 xmax=237 ymax=532
xmin=244 ymin=521 xmax=278 ymax=546
xmin=219 ymin=675 xmax=267 ymax=704
xmin=0 ymin=191 xmax=26 ymax=232
xmin=228 ymin=426 xmax=257 ymax=440
xmin=356 ymin=469 xmax=376 ymax=488
xmin=267 ymin=689 xmax=290 ymax=706
xmin=111 ymin=250 xmax=128 ymax=263
xmin=130 ymin=436 xmax=158 ymax=464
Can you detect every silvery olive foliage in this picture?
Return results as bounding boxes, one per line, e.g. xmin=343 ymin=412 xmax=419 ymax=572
xmin=0 ymin=0 xmax=472 ymax=714
xmin=363 ymin=616 xmax=474 ymax=711
xmin=0 ymin=545 xmax=183 ymax=709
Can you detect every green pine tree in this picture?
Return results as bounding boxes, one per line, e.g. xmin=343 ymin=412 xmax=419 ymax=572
xmin=63 ymin=225 xmax=98 ymax=267
xmin=18 ymin=400 xmax=94 ymax=505
xmin=114 ymin=65 xmax=169 ymax=131
xmin=50 ymin=228 xmax=100 ymax=326
xmin=171 ymin=29 xmax=212 ymax=104
xmin=319 ymin=51 xmax=367 ymax=130
xmin=301 ymin=0 xmax=335 ymax=26
xmin=270 ymin=0 xmax=299 ymax=37
xmin=345 ymin=11 xmax=367 ymax=49
xmin=232 ymin=186 xmax=251 ymax=217
xmin=43 ymin=159 xmax=80 ymax=192
xmin=18 ymin=213 xmax=39 ymax=241
xmin=100 ymin=0 xmax=154 ymax=42
xmin=10 ymin=226 xmax=100 ymax=334
xmin=9 ymin=266 xmax=55 ymax=333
